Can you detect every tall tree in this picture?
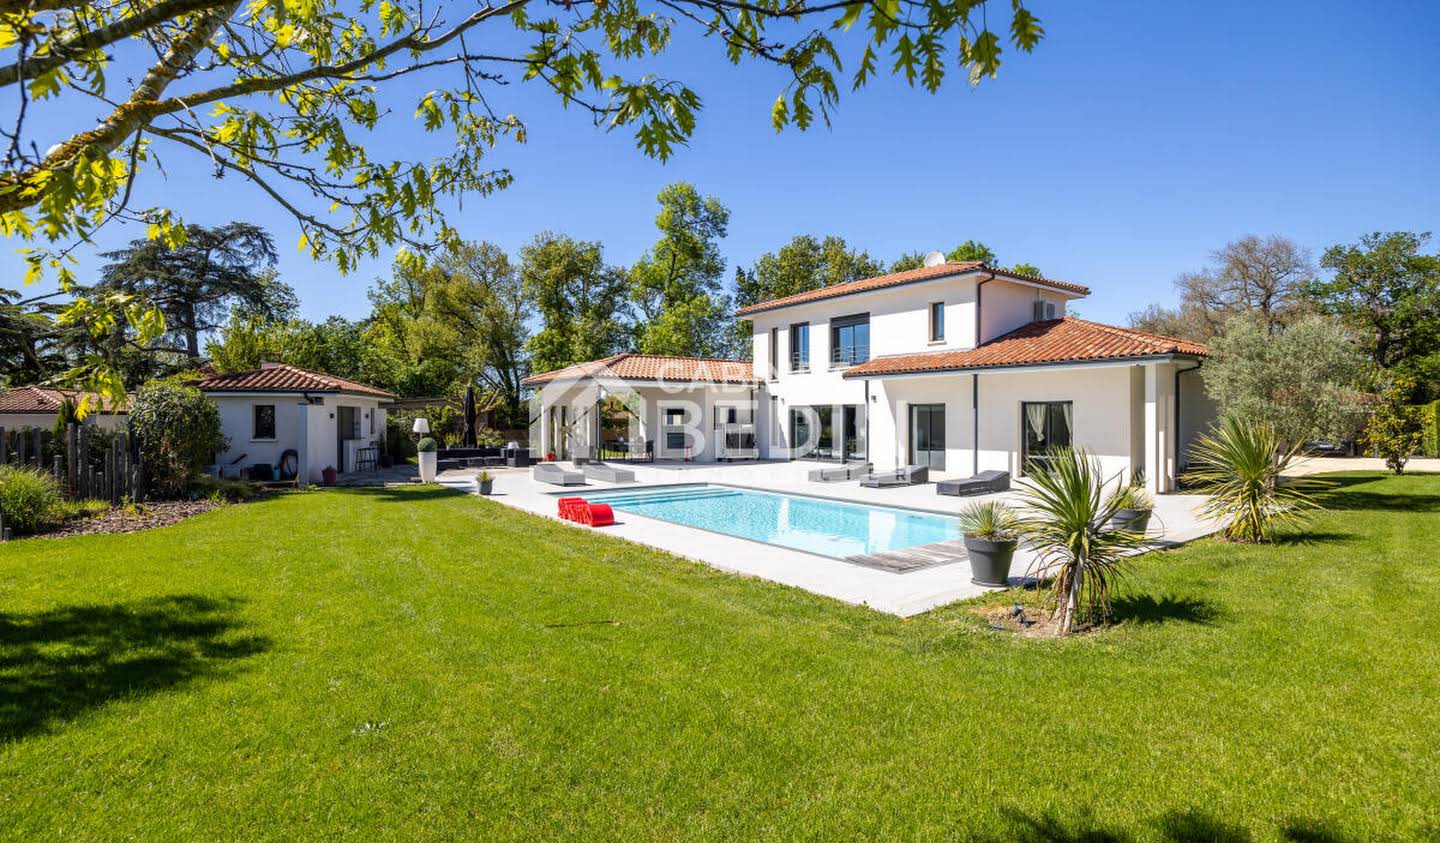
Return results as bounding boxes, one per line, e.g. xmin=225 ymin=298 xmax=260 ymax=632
xmin=1177 ymin=235 xmax=1315 ymax=338
xmin=889 ymin=240 xmax=1035 ymax=273
xmin=1201 ymin=313 xmax=1370 ymax=447
xmin=1126 ymin=302 xmax=1212 ymax=343
xmin=1 ymin=0 xmax=1046 ymax=405
xmin=419 ymin=241 xmax=531 ymax=426
xmin=93 ymin=222 xmax=289 ymax=358
xmin=1308 ymin=231 xmax=1440 ymax=373
xmin=521 ymin=233 xmax=630 ymax=374
xmin=629 ymin=183 xmax=735 ymax=357
xmin=735 ymin=235 xmax=883 ymax=309
xmin=0 ymin=288 xmax=71 ymax=385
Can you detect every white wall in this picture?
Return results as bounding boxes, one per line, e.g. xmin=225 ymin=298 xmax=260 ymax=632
xmin=211 ymin=393 xmax=388 ymax=482
xmin=978 ymin=280 xmax=1069 ymax=344
xmin=1177 ymin=364 xmax=1217 ymax=468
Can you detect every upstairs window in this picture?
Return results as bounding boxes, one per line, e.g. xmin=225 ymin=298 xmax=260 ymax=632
xmin=929 ymin=302 xmax=945 ymax=342
xmin=768 ymin=328 xmax=779 ymax=380
xmin=253 ymin=404 xmax=276 ymax=440
xmin=830 ymin=314 xmax=870 ymax=367
xmin=789 ymin=322 xmax=810 ymax=371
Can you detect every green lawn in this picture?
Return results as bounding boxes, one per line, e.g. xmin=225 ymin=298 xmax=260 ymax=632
xmin=2 ymin=473 xmax=1438 ymax=840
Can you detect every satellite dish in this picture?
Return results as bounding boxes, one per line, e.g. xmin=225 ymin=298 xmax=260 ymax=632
xmin=922 ymin=250 xmax=946 ymax=268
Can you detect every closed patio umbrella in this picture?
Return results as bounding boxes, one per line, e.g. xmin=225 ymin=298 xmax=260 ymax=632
xmin=463 ymin=384 xmax=477 ymax=447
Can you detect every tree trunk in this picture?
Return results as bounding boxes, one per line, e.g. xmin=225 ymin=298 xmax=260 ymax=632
xmin=1060 ymin=554 xmax=1084 ymax=635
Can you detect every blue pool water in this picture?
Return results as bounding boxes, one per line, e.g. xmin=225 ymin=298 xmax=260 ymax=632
xmin=577 ymin=484 xmax=960 ymax=559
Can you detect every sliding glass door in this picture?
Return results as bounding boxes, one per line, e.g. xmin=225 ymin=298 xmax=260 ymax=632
xmin=909 ymin=403 xmax=946 ymax=470
xmin=789 ymin=404 xmax=865 ymax=461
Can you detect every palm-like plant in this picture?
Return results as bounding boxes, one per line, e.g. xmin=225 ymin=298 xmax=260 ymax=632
xmin=1015 ymin=449 xmax=1147 ymax=635
xmin=956 ymin=499 xmax=1019 ymax=540
xmin=1186 ymin=416 xmax=1317 ymax=543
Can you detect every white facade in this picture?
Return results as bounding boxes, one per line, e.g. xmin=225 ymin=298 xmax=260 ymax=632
xmin=742 ymin=268 xmax=1210 ymax=494
xmin=208 ymin=392 xmax=389 ymax=484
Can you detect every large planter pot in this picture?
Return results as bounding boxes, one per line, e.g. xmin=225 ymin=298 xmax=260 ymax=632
xmin=964 ymin=535 xmax=1017 ymax=587
xmin=476 ymin=479 xmax=494 ymax=495
xmin=1108 ymin=508 xmax=1152 ymax=535
xmin=418 ymin=451 xmax=438 ymax=483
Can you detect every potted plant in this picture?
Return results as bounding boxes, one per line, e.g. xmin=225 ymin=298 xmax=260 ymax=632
xmin=956 ymin=500 xmax=1019 ymax=587
xmin=417 ymin=437 xmax=438 ymax=483
xmin=1105 ymin=483 xmax=1154 ymax=535
xmin=475 ymin=470 xmax=494 ymax=495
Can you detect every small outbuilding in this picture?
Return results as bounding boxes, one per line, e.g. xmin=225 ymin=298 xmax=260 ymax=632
xmin=196 ymin=362 xmax=395 ymax=484
xmin=0 ymin=385 xmax=129 ymax=430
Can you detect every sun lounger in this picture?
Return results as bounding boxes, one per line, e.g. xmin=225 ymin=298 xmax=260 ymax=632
xmin=859 ymin=464 xmax=929 ymax=488
xmin=584 ymin=462 xmax=635 ymax=483
xmin=533 ymin=463 xmax=584 ymax=486
xmin=936 ymin=470 xmax=1010 ymax=497
xmin=807 ymin=462 xmax=873 ymax=482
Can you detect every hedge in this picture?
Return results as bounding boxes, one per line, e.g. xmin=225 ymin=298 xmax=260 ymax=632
xmin=1422 ymin=400 xmax=1440 ymax=458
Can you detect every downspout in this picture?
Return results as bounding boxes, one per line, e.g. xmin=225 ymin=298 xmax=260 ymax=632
xmin=1174 ymin=359 xmax=1203 ymax=473
xmin=971 ymin=271 xmax=995 ymax=476
xmin=863 ymin=380 xmax=871 ymax=464
xmin=972 ymin=373 xmax=980 ymax=475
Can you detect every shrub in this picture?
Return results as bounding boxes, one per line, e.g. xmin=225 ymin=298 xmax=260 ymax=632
xmin=1186 ymin=416 xmax=1317 ymax=543
xmin=1360 ymin=374 xmax=1425 ymax=474
xmin=956 ymin=500 xmax=1018 ymax=541
xmin=0 ymin=465 xmax=62 ymax=534
xmin=416 ymin=437 xmax=438 ymax=453
xmin=191 ymin=475 xmax=259 ymax=502
xmin=1014 ymin=449 xmax=1146 ymax=635
xmin=1420 ymin=400 xmax=1440 ymax=458
xmin=130 ymin=381 xmax=227 ymax=499
xmin=1107 ymin=483 xmax=1154 ymax=512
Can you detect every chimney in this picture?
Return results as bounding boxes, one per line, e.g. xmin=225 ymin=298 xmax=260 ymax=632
xmin=259 ymin=356 xmax=282 ymax=370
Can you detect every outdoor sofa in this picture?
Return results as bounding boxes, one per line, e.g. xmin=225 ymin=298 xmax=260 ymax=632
xmin=936 ymin=470 xmax=1011 ymax=497
xmin=807 ymin=462 xmax=872 ymax=483
xmin=583 ymin=462 xmax=636 ymax=483
xmin=533 ymin=463 xmax=585 ymax=486
xmin=859 ymin=464 xmax=929 ymax=488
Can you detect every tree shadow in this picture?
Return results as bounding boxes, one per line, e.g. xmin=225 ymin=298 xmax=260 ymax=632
xmin=988 ymin=809 xmax=1352 ymax=843
xmin=1316 ymin=490 xmax=1440 ymax=513
xmin=1110 ymin=594 xmax=1219 ymax=626
xmin=1269 ymin=531 xmax=1352 ymax=547
xmin=0 ymin=594 xmax=269 ymax=742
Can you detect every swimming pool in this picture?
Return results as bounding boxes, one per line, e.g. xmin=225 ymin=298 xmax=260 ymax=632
xmin=576 ymin=484 xmax=960 ymax=560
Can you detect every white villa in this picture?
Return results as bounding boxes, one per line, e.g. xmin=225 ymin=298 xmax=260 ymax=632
xmin=524 ymin=258 xmax=1214 ymax=495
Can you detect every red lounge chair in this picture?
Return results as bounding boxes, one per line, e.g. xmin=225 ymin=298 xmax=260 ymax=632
xmin=586 ymin=503 xmax=615 ymax=527
xmin=557 ymin=497 xmax=584 ymax=521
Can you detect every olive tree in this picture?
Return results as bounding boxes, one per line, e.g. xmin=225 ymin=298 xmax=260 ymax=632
xmin=1201 ymin=313 xmax=1370 ymax=448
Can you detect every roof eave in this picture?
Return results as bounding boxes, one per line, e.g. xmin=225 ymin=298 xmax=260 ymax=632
xmin=842 ymin=352 xmax=1205 ymax=380
xmin=735 ymin=267 xmax=1088 ymax=319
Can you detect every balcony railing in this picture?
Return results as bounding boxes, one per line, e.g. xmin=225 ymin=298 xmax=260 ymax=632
xmin=790 ymin=351 xmax=810 ymax=372
xmin=830 ymin=345 xmax=870 ymax=367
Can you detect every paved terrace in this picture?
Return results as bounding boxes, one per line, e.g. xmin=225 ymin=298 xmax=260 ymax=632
xmin=434 ymin=459 xmax=1221 ymax=617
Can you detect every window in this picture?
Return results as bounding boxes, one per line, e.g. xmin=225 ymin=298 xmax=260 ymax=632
xmin=768 ymin=327 xmax=779 ymax=380
xmin=664 ymin=407 xmax=687 ymax=426
xmin=367 ymin=409 xmax=375 ymax=435
xmin=830 ymin=314 xmax=870 ymax=366
xmin=929 ymin=302 xmax=945 ymax=342
xmin=789 ymin=322 xmax=810 ymax=371
xmin=714 ymin=405 xmax=753 ymax=426
xmin=1021 ymin=401 xmax=1073 ymax=473
xmin=253 ymin=404 xmax=276 ymax=440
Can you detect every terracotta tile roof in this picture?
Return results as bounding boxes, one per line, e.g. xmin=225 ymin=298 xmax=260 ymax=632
xmin=522 ymin=354 xmax=761 ymax=387
xmin=734 ymin=261 xmax=1090 ymax=317
xmin=0 ymin=386 xmax=129 ymax=414
xmin=195 ymin=364 xmax=397 ymax=399
xmin=843 ymin=317 xmax=1207 ymax=378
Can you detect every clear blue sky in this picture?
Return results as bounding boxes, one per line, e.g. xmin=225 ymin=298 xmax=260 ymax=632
xmin=10 ymin=0 xmax=1439 ymax=328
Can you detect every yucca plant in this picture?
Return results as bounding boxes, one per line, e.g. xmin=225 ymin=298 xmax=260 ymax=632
xmin=1015 ymin=449 xmax=1146 ymax=635
xmin=1186 ymin=415 xmax=1317 ymax=543
xmin=956 ymin=500 xmax=1019 ymax=541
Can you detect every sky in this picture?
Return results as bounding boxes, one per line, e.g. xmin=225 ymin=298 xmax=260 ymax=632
xmin=8 ymin=0 xmax=1440 ymax=329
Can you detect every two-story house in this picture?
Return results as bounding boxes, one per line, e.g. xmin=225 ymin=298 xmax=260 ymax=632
xmin=523 ymin=257 xmax=1213 ymax=494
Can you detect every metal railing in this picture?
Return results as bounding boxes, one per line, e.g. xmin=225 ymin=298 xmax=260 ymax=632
xmin=830 ymin=345 xmax=870 ymax=366
xmin=790 ymin=351 xmax=810 ymax=372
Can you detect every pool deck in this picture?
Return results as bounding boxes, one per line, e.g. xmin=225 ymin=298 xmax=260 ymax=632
xmin=439 ymin=460 xmax=1221 ymax=617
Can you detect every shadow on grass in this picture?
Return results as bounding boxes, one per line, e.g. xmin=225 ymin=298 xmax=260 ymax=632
xmin=1316 ymin=490 xmax=1440 ymax=513
xmin=1110 ymin=594 xmax=1218 ymax=626
xmin=0 ymin=594 xmax=269 ymax=742
xmin=988 ymin=809 xmax=1358 ymax=843
xmin=1269 ymin=531 xmax=1352 ymax=547
xmin=323 ymin=485 xmax=470 ymax=504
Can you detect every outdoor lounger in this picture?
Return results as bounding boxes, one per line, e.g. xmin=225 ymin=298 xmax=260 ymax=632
xmin=533 ymin=463 xmax=585 ymax=486
xmin=807 ymin=462 xmax=872 ymax=483
xmin=936 ymin=470 xmax=1011 ymax=497
xmin=583 ymin=462 xmax=636 ymax=483
xmin=859 ymin=464 xmax=929 ymax=488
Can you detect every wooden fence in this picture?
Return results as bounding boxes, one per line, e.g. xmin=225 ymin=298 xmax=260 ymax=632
xmin=0 ymin=423 xmax=145 ymax=540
